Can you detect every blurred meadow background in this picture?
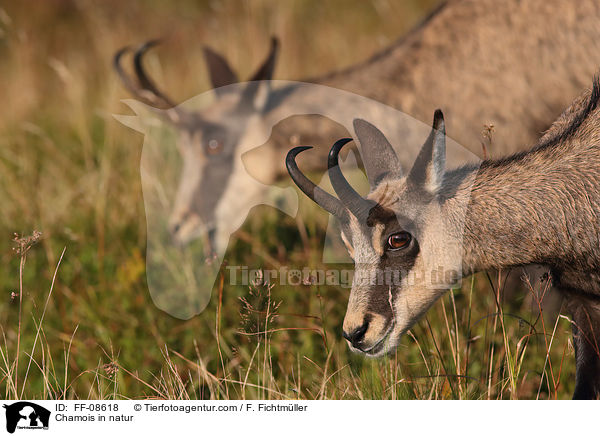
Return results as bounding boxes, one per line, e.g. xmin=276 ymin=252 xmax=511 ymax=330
xmin=0 ymin=0 xmax=575 ymax=399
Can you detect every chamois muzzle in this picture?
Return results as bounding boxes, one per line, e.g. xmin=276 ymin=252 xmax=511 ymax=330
xmin=342 ymin=319 xmax=369 ymax=349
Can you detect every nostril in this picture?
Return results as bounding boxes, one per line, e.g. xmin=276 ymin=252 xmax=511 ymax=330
xmin=353 ymin=322 xmax=369 ymax=343
xmin=171 ymin=223 xmax=181 ymax=235
xmin=343 ymin=320 xmax=370 ymax=347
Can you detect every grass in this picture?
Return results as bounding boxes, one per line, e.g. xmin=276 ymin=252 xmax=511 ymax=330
xmin=0 ymin=0 xmax=576 ymax=400
xmin=0 ymin=224 xmax=577 ymax=399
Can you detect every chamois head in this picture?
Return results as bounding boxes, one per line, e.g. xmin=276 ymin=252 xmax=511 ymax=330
xmin=114 ymin=38 xmax=279 ymax=249
xmin=287 ymin=110 xmax=463 ymax=356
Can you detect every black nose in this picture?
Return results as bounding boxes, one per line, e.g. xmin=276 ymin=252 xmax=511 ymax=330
xmin=343 ymin=320 xmax=369 ymax=348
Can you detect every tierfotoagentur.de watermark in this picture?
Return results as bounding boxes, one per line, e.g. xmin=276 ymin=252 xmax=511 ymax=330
xmin=226 ymin=265 xmax=461 ymax=289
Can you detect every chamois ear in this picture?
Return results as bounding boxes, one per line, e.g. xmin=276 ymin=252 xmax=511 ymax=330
xmin=249 ymin=37 xmax=279 ymax=82
xmin=353 ymin=119 xmax=402 ymax=190
xmin=407 ymin=109 xmax=446 ymax=196
xmin=240 ymin=37 xmax=279 ymax=111
xmin=203 ymin=47 xmax=239 ymax=97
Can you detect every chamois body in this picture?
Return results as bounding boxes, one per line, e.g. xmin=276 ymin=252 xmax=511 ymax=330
xmin=448 ymin=86 xmax=600 ymax=398
xmin=288 ymin=79 xmax=600 ymax=399
xmin=278 ymin=0 xmax=600 ymax=160
xmin=117 ymin=0 xmax=600 ymax=249
xmin=435 ymin=84 xmax=600 ymax=280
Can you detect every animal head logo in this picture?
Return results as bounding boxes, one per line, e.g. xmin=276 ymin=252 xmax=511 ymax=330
xmin=3 ymin=402 xmax=50 ymax=434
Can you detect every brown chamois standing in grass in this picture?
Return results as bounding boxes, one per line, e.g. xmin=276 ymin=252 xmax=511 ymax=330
xmin=287 ymin=77 xmax=600 ymax=399
xmin=115 ymin=0 xmax=600 ymax=251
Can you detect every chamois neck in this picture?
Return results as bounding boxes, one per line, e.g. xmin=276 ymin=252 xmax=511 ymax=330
xmin=446 ymin=139 xmax=600 ymax=275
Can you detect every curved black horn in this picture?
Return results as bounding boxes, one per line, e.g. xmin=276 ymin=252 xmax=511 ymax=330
xmin=328 ymin=138 xmax=373 ymax=221
xmin=133 ymin=40 xmax=177 ymax=108
xmin=114 ymin=46 xmax=138 ymax=95
xmin=286 ymin=146 xmax=347 ymax=220
xmin=114 ymin=41 xmax=188 ymax=125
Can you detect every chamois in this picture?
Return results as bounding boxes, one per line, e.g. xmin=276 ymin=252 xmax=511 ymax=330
xmin=115 ymin=0 xmax=600 ymax=251
xmin=286 ymin=78 xmax=600 ymax=399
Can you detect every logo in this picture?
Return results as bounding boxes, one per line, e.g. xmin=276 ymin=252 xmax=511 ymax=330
xmin=3 ymin=402 xmax=50 ymax=433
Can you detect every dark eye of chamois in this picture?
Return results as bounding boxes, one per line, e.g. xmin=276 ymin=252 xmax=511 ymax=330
xmin=386 ymin=232 xmax=411 ymax=251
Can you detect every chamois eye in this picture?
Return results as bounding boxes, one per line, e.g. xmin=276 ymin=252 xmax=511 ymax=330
xmin=207 ymin=139 xmax=223 ymax=155
xmin=387 ymin=232 xmax=411 ymax=250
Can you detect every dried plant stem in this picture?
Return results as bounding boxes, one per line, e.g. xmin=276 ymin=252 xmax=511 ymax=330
xmin=20 ymin=247 xmax=66 ymax=398
xmin=15 ymin=250 xmax=24 ymax=395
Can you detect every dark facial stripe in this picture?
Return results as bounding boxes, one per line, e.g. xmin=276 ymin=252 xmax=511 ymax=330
xmin=366 ymin=236 xmax=420 ymax=318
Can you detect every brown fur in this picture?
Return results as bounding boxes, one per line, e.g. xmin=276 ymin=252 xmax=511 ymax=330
xmin=439 ymin=79 xmax=600 ymax=399
xmin=451 ymin=80 xmax=600 ymax=276
xmin=273 ymin=0 xmax=600 ymax=169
